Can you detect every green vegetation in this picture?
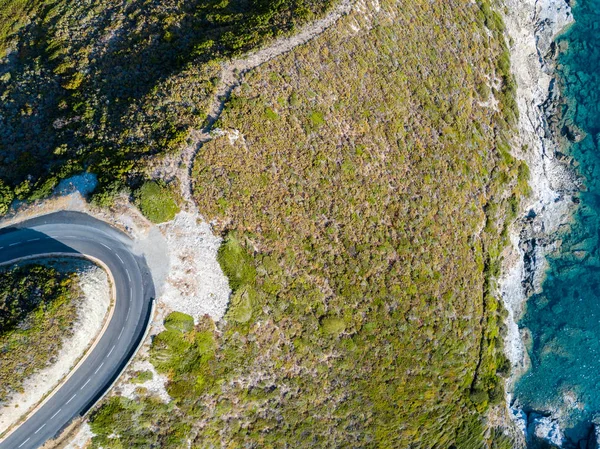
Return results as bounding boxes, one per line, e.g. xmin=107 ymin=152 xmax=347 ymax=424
xmin=90 ymin=312 xmax=214 ymax=447
xmin=130 ymin=370 xmax=153 ymax=384
xmin=0 ymin=264 xmax=80 ymax=404
xmin=164 ymin=311 xmax=195 ymax=333
xmin=89 ymin=395 xmax=189 ymax=448
xmin=0 ymin=0 xmax=40 ymax=55
xmin=90 ymin=0 xmax=525 ymax=447
xmin=134 ymin=181 xmax=180 ymax=223
xmin=217 ymin=233 xmax=257 ymax=291
xmin=0 ymin=0 xmax=338 ymax=212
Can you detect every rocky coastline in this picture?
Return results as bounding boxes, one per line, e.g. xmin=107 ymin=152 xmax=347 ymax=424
xmin=499 ymin=0 xmax=584 ymax=446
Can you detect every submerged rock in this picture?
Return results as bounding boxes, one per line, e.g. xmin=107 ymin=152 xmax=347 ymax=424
xmin=563 ymin=122 xmax=586 ymax=143
xmin=527 ymin=414 xmax=564 ymax=448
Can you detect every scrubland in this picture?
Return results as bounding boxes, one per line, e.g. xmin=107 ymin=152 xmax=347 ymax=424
xmin=88 ymin=0 xmax=527 ymax=447
xmin=0 ymin=264 xmax=80 ymax=405
xmin=0 ymin=0 xmax=337 ymax=212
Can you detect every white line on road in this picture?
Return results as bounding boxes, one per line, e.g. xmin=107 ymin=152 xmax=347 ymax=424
xmin=94 ymin=362 xmax=104 ymax=375
xmin=27 ymin=238 xmax=40 ymax=242
xmin=116 ymin=253 xmax=124 ymax=264
xmin=99 ymin=242 xmax=110 ymax=250
xmin=118 ymin=327 xmax=124 ymax=340
xmin=126 ymin=269 xmax=131 ymax=282
xmin=80 ymin=378 xmax=91 ymax=390
xmin=18 ymin=437 xmax=30 ymax=447
xmin=66 ymin=394 xmax=76 ymax=404
xmin=50 ymin=409 xmax=61 ymax=420
xmin=126 ymin=306 xmax=130 ymax=321
xmin=35 ymin=424 xmax=46 ymax=434
xmin=107 ymin=345 xmax=115 ymax=358
xmin=9 ymin=242 xmax=20 ymax=247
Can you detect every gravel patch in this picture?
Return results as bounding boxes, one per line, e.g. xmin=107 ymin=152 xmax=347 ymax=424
xmin=158 ymin=211 xmax=230 ymax=322
xmin=62 ymin=422 xmax=93 ymax=449
xmin=117 ymin=358 xmax=170 ymax=403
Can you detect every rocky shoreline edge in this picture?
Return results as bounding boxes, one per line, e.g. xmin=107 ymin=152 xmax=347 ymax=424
xmin=499 ymin=0 xmax=583 ymax=446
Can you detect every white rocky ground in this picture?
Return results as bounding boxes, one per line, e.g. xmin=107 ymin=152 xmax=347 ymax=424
xmin=502 ymin=0 xmax=574 ymax=381
xmin=62 ymin=423 xmax=93 ymax=449
xmin=116 ymin=351 xmax=171 ymax=403
xmin=0 ymin=260 xmax=110 ymax=436
xmin=159 ymin=211 xmax=230 ymax=321
xmin=501 ymin=0 xmax=579 ymax=444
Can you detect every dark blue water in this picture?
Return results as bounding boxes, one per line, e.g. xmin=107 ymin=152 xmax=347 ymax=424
xmin=514 ymin=0 xmax=600 ymax=445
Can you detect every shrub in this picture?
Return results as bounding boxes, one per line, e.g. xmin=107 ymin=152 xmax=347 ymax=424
xmin=134 ymin=181 xmax=180 ymax=223
xmin=0 ymin=179 xmax=14 ymax=215
xmin=225 ymin=286 xmax=256 ymax=323
xmin=164 ymin=311 xmax=194 ymax=333
xmin=131 ymin=370 xmax=153 ymax=384
xmin=319 ymin=315 xmax=346 ymax=336
xmin=217 ymin=233 xmax=256 ymax=292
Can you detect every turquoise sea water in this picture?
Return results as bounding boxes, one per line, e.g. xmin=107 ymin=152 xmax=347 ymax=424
xmin=514 ymin=0 xmax=600 ymax=446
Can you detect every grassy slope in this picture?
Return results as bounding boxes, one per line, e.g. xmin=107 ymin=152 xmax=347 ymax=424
xmin=0 ymin=0 xmax=337 ymax=206
xmin=90 ymin=0 xmax=524 ymax=448
xmin=0 ymin=264 xmax=80 ymax=404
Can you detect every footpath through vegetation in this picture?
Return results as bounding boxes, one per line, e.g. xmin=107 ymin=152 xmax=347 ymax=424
xmin=87 ymin=0 xmax=527 ymax=448
xmin=0 ymin=0 xmax=339 ymax=212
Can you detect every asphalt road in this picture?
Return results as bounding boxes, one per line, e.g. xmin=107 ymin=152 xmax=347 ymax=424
xmin=0 ymin=211 xmax=155 ymax=449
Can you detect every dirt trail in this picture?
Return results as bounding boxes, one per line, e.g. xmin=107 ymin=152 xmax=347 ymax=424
xmin=178 ymin=0 xmax=355 ymax=206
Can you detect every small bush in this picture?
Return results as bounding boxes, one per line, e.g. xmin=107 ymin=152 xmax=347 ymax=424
xmin=131 ymin=370 xmax=153 ymax=384
xmin=217 ymin=233 xmax=257 ymax=292
xmin=134 ymin=181 xmax=180 ymax=223
xmin=309 ymin=110 xmax=326 ymax=127
xmin=226 ymin=286 xmax=256 ymax=323
xmin=0 ymin=179 xmax=14 ymax=215
xmin=320 ymin=315 xmax=346 ymax=336
xmin=164 ymin=311 xmax=195 ymax=333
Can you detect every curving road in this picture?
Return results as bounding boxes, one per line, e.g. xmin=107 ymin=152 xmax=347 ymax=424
xmin=0 ymin=211 xmax=155 ymax=449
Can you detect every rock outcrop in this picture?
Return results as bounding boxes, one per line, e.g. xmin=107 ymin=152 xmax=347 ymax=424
xmin=500 ymin=0 xmax=580 ymax=446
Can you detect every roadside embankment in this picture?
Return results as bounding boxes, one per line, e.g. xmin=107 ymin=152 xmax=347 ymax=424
xmin=0 ymin=260 xmax=110 ymax=436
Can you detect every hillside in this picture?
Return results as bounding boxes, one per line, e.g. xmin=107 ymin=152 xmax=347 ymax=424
xmin=87 ymin=0 xmax=526 ymax=447
xmin=0 ymin=263 xmax=80 ymax=405
xmin=0 ymin=0 xmax=337 ymax=208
